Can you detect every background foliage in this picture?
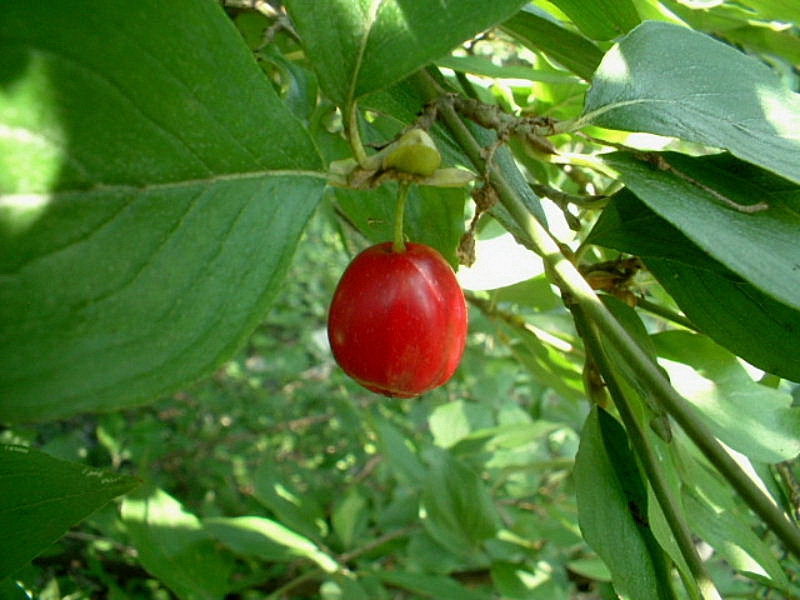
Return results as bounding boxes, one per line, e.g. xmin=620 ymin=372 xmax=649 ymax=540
xmin=1 ymin=1 xmax=799 ymax=599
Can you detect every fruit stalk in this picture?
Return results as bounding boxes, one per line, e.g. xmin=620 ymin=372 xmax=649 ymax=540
xmin=393 ymin=183 xmax=410 ymax=253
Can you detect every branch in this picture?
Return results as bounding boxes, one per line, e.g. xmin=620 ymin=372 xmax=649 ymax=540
xmin=413 ymin=68 xmax=800 ymax=560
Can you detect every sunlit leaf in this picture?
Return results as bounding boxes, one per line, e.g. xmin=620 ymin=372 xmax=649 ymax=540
xmin=585 ymin=21 xmax=800 ymax=184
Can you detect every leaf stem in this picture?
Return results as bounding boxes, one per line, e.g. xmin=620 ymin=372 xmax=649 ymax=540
xmin=573 ymin=304 xmax=719 ymax=600
xmin=393 ymin=183 xmax=410 ymax=253
xmin=414 ymin=67 xmax=800 ymax=560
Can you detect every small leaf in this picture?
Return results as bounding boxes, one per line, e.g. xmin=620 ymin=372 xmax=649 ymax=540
xmin=376 ymin=571 xmax=492 ymax=600
xmin=205 ymin=516 xmax=339 ymax=573
xmin=574 ymin=408 xmax=674 ymax=600
xmin=428 ymin=400 xmax=494 ymax=449
xmin=0 ymin=444 xmax=138 ymax=579
xmin=332 ymin=488 xmax=368 ymax=549
xmin=684 ymin=487 xmax=790 ymax=589
xmin=584 ymin=21 xmax=800 ymax=184
xmin=204 ymin=516 xmax=296 ymax=562
xmin=370 ymin=413 xmax=426 ymax=485
xmin=491 ymin=560 xmax=569 ymax=599
xmin=548 ymin=0 xmax=641 ymax=40
xmin=436 ymin=54 xmax=582 ymax=85
xmin=122 ymin=487 xmax=234 ymax=600
xmin=501 ymin=10 xmax=604 ymax=80
xmin=653 ymin=330 xmax=800 ymax=463
xmin=421 ymin=449 xmax=500 ymax=557
xmin=251 ymin=464 xmax=328 ymax=541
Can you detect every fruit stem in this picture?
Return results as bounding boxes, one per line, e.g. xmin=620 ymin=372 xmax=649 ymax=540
xmin=393 ymin=183 xmax=410 ymax=253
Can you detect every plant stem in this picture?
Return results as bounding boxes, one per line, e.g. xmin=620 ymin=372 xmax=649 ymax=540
xmin=414 ymin=68 xmax=800 ymax=560
xmin=393 ymin=183 xmax=410 ymax=252
xmin=573 ymin=304 xmax=719 ymax=600
xmin=636 ymin=298 xmax=697 ymax=331
xmin=348 ymin=101 xmax=369 ymax=167
xmin=266 ymin=568 xmax=321 ymax=600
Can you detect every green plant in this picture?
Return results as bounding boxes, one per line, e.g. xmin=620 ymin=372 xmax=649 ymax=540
xmin=2 ymin=1 xmax=800 ymax=599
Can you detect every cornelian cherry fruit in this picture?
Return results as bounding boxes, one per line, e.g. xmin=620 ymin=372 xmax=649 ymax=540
xmin=327 ymin=242 xmax=468 ymax=398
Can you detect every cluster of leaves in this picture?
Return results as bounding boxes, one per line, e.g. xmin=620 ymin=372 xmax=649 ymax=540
xmin=1 ymin=0 xmax=800 ymax=599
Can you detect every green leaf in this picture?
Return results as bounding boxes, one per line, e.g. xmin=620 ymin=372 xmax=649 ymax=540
xmin=284 ymin=0 xmax=530 ymax=107
xmin=332 ymin=488 xmax=368 ymax=549
xmin=501 ymin=10 xmax=604 ymax=80
xmin=602 ymin=152 xmax=800 ymax=313
xmin=584 ymin=21 xmax=800 ymax=184
xmin=204 ymin=516 xmax=338 ymax=573
xmin=0 ymin=0 xmax=325 ymax=423
xmin=375 ymin=571 xmax=492 ymax=600
xmin=322 ymin=575 xmax=371 ymax=600
xmin=251 ymin=464 xmax=328 ymax=541
xmin=734 ymin=0 xmax=800 ymax=23
xmin=332 ymin=183 xmax=465 ymax=267
xmin=204 ymin=516 xmax=296 ymax=562
xmin=574 ymin=408 xmax=674 ymax=600
xmin=370 ymin=413 xmax=426 ymax=485
xmin=722 ymin=26 xmax=800 ymax=66
xmin=122 ymin=487 xmax=234 ymax=600
xmin=683 ymin=488 xmax=790 ymax=589
xmin=0 ymin=444 xmax=138 ymax=579
xmin=491 ymin=560 xmax=569 ymax=599
xmin=507 ymin=327 xmax=584 ymax=401
xmin=652 ymin=330 xmax=800 ymax=463
xmin=491 ymin=275 xmax=561 ymax=312
xmin=587 ymin=188 xmax=800 ymax=381
xmin=428 ymin=400 xmax=494 ymax=449
xmin=421 ymin=449 xmax=500 ymax=557
xmin=547 ymin=0 xmax=641 ymax=40
xmin=435 ymin=55 xmax=581 ymax=85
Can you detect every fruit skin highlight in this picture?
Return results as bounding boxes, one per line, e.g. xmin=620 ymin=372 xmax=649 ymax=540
xmin=327 ymin=242 xmax=468 ymax=398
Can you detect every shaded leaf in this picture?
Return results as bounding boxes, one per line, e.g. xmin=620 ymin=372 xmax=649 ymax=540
xmin=251 ymin=464 xmax=328 ymax=541
xmin=370 ymin=413 xmax=426 ymax=485
xmin=584 ymin=21 xmax=800 ymax=184
xmin=548 ymin=0 xmax=641 ymax=41
xmin=603 ymin=152 xmax=800 ymax=313
xmin=587 ymin=187 xmax=800 ymax=381
xmin=0 ymin=444 xmax=138 ymax=579
xmin=574 ymin=408 xmax=673 ymax=600
xmin=501 ymin=9 xmax=604 ymax=80
xmin=376 ymin=571 xmax=492 ymax=600
xmin=332 ymin=488 xmax=368 ymax=549
xmin=436 ymin=55 xmax=581 ymax=85
xmin=684 ymin=488 xmax=789 ymax=589
xmin=331 ymin=183 xmax=465 ymax=268
xmin=122 ymin=488 xmax=233 ymax=600
xmin=0 ymin=0 xmax=324 ymax=422
xmin=421 ymin=449 xmax=500 ymax=557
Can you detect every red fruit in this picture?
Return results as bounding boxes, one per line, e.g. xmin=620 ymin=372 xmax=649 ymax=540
xmin=327 ymin=242 xmax=468 ymax=398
